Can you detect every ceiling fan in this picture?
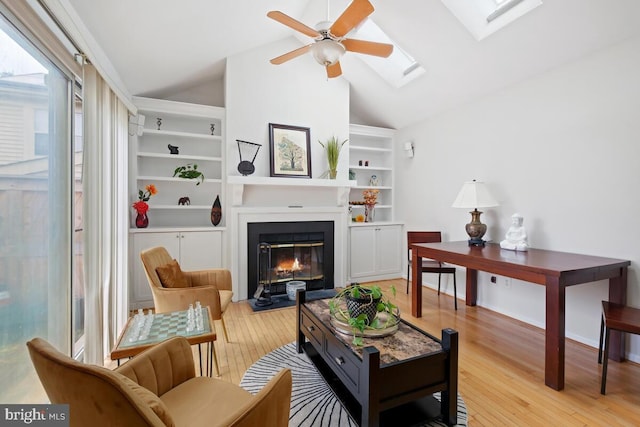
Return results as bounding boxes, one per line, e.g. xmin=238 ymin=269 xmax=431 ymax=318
xmin=267 ymin=0 xmax=393 ymax=78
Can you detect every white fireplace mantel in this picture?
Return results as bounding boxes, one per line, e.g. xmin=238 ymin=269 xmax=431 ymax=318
xmin=227 ymin=175 xmax=355 ymax=207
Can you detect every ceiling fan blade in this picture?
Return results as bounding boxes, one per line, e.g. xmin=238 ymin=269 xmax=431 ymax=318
xmin=327 ymin=62 xmax=342 ymax=78
xmin=342 ymin=39 xmax=393 ymax=57
xmin=267 ymin=11 xmax=321 ymax=38
xmin=329 ymin=0 xmax=374 ymax=38
xmin=270 ymin=44 xmax=312 ymax=65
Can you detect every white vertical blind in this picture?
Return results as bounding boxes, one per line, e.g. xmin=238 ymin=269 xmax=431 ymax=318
xmin=82 ymin=64 xmax=129 ymax=364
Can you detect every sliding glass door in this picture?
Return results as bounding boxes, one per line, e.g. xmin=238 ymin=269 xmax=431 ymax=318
xmin=0 ymin=12 xmax=79 ymax=403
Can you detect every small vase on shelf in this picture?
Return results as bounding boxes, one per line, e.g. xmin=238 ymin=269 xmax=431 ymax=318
xmin=132 ymin=200 xmax=150 ymax=228
xmin=364 ymin=203 xmax=375 ymax=223
xmin=135 ymin=212 xmax=149 ymax=228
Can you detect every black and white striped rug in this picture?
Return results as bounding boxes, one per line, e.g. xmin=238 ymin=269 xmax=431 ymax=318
xmin=240 ymin=342 xmax=468 ymax=427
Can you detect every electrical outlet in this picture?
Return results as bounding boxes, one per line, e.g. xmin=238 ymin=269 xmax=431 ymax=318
xmin=504 ymin=278 xmax=511 ymax=288
xmin=490 ymin=276 xmax=497 ymax=284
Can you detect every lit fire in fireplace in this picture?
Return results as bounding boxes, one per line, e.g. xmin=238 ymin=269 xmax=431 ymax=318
xmin=276 ymin=257 xmax=303 ymax=275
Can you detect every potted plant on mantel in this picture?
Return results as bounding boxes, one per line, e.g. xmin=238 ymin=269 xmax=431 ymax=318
xmin=329 ymin=283 xmax=398 ymax=346
xmin=319 ymin=136 xmax=347 ymax=179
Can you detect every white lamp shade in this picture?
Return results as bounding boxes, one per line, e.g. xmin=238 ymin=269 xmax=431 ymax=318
xmin=452 ymin=180 xmax=498 ymax=208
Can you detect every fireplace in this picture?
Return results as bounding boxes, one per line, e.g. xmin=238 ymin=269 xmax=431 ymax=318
xmin=247 ymin=221 xmax=334 ymax=297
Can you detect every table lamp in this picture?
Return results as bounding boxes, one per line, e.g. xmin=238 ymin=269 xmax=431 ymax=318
xmin=452 ymin=180 xmax=499 ymax=246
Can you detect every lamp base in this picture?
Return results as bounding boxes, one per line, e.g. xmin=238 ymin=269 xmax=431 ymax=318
xmin=468 ymin=238 xmax=486 ymax=247
xmin=465 ymin=209 xmax=488 ymax=247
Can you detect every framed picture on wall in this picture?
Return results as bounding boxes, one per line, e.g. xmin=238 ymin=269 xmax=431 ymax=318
xmin=268 ymin=123 xmax=312 ymax=178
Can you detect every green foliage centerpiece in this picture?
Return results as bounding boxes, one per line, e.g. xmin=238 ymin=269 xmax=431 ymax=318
xmin=319 ymin=136 xmax=347 ymax=179
xmin=329 ymin=283 xmax=398 ymax=346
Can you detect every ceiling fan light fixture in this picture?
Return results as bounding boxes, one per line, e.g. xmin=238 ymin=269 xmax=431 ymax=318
xmin=311 ymin=39 xmax=345 ymax=66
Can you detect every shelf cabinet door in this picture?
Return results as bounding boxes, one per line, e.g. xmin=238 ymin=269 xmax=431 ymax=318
xmin=179 ymin=231 xmax=222 ymax=270
xmin=349 ymin=227 xmax=377 ymax=278
xmin=349 ymin=224 xmax=402 ymax=281
xmin=375 ymin=225 xmax=402 ymax=275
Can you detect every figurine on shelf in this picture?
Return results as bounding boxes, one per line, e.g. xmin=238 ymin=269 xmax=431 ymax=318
xmin=156 ymin=117 xmax=162 ymax=130
xmin=369 ymin=175 xmax=380 ymax=186
xmin=168 ymin=144 xmax=179 ymax=155
xmin=178 ymin=196 xmax=190 ymax=206
xmin=211 ymin=195 xmax=222 ymax=226
xmin=500 ymin=213 xmax=529 ymax=251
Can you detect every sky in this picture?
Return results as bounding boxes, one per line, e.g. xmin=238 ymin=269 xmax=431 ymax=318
xmin=0 ymin=27 xmax=48 ymax=77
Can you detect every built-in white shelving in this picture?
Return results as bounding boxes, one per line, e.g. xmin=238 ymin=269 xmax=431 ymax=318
xmin=128 ymin=97 xmax=227 ymax=310
xmin=348 ymin=124 xmax=396 ymax=224
xmin=130 ymin=97 xmax=226 ymax=229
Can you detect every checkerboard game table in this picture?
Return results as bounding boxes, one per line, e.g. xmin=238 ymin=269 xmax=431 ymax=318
xmin=111 ymin=307 xmax=219 ymax=376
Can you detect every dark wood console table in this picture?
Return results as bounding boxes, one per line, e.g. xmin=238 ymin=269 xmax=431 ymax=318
xmin=297 ymin=291 xmax=459 ymax=427
xmin=411 ymin=241 xmax=630 ymax=391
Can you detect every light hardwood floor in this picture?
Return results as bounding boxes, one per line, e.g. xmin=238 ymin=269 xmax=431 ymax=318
xmin=114 ymin=279 xmax=640 ymax=426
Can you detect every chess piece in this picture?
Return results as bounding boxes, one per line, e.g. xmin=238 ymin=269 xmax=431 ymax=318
xmin=168 ymin=144 xmax=179 ymax=154
xmin=500 ymin=213 xmax=529 ymax=251
xmin=195 ymin=301 xmax=204 ymax=331
xmin=187 ymin=304 xmax=195 ymax=332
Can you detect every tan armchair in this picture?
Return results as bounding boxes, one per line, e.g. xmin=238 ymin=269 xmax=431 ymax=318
xmin=140 ymin=246 xmax=233 ymax=341
xmin=27 ymin=336 xmax=292 ymax=427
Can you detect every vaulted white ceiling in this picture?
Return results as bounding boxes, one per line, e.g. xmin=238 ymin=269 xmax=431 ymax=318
xmin=65 ymin=0 xmax=640 ymax=129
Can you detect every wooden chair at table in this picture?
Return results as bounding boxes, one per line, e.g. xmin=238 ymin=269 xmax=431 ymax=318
xmin=598 ymin=300 xmax=640 ymax=394
xmin=406 ymin=231 xmax=458 ymax=310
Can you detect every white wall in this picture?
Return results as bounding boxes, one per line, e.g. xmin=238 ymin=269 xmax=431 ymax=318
xmin=223 ymin=37 xmax=351 ymax=299
xmin=161 ymin=78 xmax=225 ymax=108
xmin=225 ymin=37 xmax=350 ymax=179
xmin=395 ymin=35 xmax=640 ymax=359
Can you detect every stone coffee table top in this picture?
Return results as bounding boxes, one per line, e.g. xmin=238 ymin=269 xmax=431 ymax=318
xmin=305 ymin=299 xmax=443 ymax=365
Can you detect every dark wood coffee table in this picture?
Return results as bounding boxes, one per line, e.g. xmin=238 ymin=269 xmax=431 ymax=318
xmin=296 ymin=291 xmax=459 ymax=427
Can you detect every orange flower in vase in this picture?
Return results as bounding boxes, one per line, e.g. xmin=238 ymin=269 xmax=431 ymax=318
xmin=362 ymin=189 xmax=379 ymax=222
xmin=133 ymin=184 xmax=157 ymax=228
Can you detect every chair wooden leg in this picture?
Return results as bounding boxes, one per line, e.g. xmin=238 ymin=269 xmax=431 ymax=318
xmin=601 ymin=327 xmax=611 ymax=395
xmin=220 ymin=316 xmax=230 ymax=342
xmin=406 ymin=263 xmax=410 ymax=294
xmin=453 ymin=272 xmax=457 ymax=311
xmin=598 ymin=315 xmax=605 ymax=364
xmin=209 ymin=341 xmax=220 ymax=377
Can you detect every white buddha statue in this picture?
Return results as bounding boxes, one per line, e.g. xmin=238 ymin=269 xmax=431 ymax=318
xmin=500 ymin=213 xmax=529 ymax=251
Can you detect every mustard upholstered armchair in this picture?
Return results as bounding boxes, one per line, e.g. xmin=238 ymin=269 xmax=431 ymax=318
xmin=140 ymin=246 xmax=233 ymax=341
xmin=27 ymin=336 xmax=292 ymax=427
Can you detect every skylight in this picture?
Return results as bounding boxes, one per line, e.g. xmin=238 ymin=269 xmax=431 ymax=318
xmin=349 ymin=19 xmax=425 ymax=88
xmin=441 ymin=0 xmax=543 ymax=41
